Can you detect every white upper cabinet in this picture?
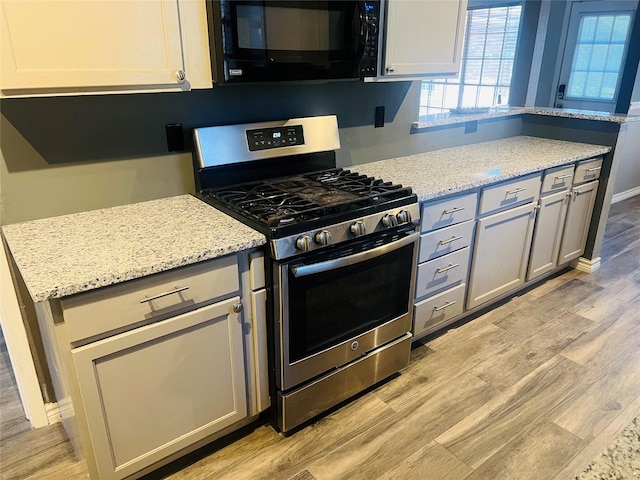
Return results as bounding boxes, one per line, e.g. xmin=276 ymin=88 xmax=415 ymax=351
xmin=0 ymin=0 xmax=212 ymax=96
xmin=372 ymin=0 xmax=467 ymax=81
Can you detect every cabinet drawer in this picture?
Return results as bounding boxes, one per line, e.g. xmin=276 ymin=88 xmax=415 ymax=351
xmin=420 ymin=192 xmax=478 ymax=233
xmin=418 ymin=220 xmax=474 ymax=263
xmin=62 ymin=255 xmax=239 ymax=343
xmin=541 ymin=165 xmax=574 ymax=195
xmin=573 ymin=158 xmax=603 ymax=185
xmin=415 ymin=247 xmax=470 ymax=300
xmin=413 ymin=284 xmax=465 ymax=337
xmin=478 ymin=173 xmax=541 ymax=216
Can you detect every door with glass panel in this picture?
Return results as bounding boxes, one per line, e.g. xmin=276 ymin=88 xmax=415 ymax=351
xmin=555 ymin=1 xmax=636 ymax=112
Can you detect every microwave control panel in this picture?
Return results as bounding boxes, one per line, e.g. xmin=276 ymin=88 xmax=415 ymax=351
xmin=246 ymin=125 xmax=305 ymax=151
xmin=360 ymin=0 xmax=380 ymax=77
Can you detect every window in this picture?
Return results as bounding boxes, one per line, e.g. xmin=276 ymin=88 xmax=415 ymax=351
xmin=419 ymin=4 xmax=523 ymax=118
xmin=566 ymin=13 xmax=632 ymax=100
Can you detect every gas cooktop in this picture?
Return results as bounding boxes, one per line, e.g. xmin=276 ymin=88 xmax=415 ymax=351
xmin=200 ymin=168 xmax=415 ymax=236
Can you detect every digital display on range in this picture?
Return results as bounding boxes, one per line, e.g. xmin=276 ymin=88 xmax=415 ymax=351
xmin=246 ymin=125 xmax=305 ymax=151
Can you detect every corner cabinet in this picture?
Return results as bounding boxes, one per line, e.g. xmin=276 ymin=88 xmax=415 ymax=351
xmin=369 ymin=0 xmax=467 ymax=81
xmin=35 ymin=252 xmax=268 ymax=480
xmin=0 ymin=0 xmax=212 ymax=96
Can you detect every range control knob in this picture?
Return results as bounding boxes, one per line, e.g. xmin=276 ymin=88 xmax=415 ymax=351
xmin=382 ymin=214 xmax=398 ymax=228
xmin=295 ymin=235 xmax=312 ymax=252
xmin=350 ymin=220 xmax=367 ymax=237
xmin=396 ymin=210 xmax=412 ymax=224
xmin=315 ymin=230 xmax=332 ymax=246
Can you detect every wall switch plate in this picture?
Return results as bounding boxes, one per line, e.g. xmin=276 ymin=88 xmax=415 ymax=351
xmin=165 ymin=123 xmax=185 ymax=152
xmin=375 ymin=106 xmax=385 ymax=128
xmin=465 ymin=120 xmax=478 ymax=134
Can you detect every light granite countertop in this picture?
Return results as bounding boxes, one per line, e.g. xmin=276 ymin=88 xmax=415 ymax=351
xmin=2 ymin=195 xmax=266 ymax=302
xmin=356 ymin=135 xmax=611 ymax=202
xmin=2 ymin=136 xmax=611 ymax=303
xmin=414 ymin=106 xmax=640 ymax=129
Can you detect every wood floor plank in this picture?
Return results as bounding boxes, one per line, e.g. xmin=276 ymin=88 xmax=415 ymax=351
xmin=377 ymin=441 xmax=473 ymax=480
xmin=560 ymin=301 xmax=640 ymax=368
xmin=306 ymin=373 xmax=495 ymax=480
xmin=552 ymin=395 xmax=640 ymax=480
xmin=569 ymin=277 xmax=640 ymax=324
xmin=434 ymin=355 xmax=587 ymax=469
xmin=165 ymin=394 xmax=396 ymax=480
xmin=470 ymin=311 xmax=598 ymax=391
xmin=462 ymin=420 xmax=585 ymax=480
xmin=492 ymin=278 xmax=604 ymax=338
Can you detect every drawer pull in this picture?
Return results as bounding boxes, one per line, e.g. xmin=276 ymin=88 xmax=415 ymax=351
xmin=140 ymin=285 xmax=190 ymax=304
xmin=435 ymin=263 xmax=460 ymax=274
xmin=438 ymin=235 xmax=463 ymax=245
xmin=586 ymin=166 xmax=602 ymax=173
xmin=506 ymin=187 xmax=527 ymax=195
xmin=555 ymin=174 xmax=573 ymax=180
xmin=433 ymin=300 xmax=457 ymax=312
xmin=443 ymin=206 xmax=465 ymax=215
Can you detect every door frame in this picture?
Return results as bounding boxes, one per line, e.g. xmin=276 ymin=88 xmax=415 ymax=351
xmin=0 ymin=245 xmax=48 ymax=428
xmin=550 ymin=0 xmax=639 ymax=111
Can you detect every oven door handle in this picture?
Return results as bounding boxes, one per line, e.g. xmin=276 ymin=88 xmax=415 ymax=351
xmin=291 ymin=232 xmax=419 ymax=278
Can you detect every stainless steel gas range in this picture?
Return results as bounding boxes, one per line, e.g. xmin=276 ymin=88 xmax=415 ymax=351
xmin=193 ymin=115 xmax=419 ymax=432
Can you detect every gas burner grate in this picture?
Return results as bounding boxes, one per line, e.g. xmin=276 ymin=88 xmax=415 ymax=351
xmin=202 ymin=168 xmax=414 ymax=231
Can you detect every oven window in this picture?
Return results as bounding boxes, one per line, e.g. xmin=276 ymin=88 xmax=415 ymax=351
xmin=287 ymin=242 xmax=414 ymax=363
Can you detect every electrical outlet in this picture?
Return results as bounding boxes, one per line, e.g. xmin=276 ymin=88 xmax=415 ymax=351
xmin=375 ymin=106 xmax=385 ymax=128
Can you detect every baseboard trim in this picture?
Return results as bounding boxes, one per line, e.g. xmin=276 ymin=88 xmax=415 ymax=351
xmin=45 ymin=402 xmax=61 ymax=424
xmin=611 ymin=187 xmax=640 ymax=204
xmin=572 ymin=256 xmax=601 ymax=273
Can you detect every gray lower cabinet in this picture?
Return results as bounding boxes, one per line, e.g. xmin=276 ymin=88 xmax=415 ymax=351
xmin=413 ymin=192 xmax=478 ymax=339
xmin=467 ymin=202 xmax=538 ymax=310
xmin=527 ymin=190 xmax=570 ymax=280
xmin=34 ymin=254 xmax=267 ymax=480
xmin=558 ymin=180 xmax=600 ymax=263
xmin=71 ymin=296 xmax=246 ymax=480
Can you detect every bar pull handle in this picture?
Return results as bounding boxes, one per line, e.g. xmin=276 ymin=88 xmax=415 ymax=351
xmin=443 ymin=206 xmax=464 ymax=215
xmin=506 ymin=187 xmax=527 ymax=195
xmin=140 ymin=285 xmax=190 ymax=303
xmin=438 ymin=235 xmax=463 ymax=246
xmin=555 ymin=174 xmax=573 ymax=180
xmin=586 ymin=166 xmax=602 ymax=172
xmin=435 ymin=263 xmax=460 ymax=274
xmin=433 ymin=300 xmax=457 ymax=312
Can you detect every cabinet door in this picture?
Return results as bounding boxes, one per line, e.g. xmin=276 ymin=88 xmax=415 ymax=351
xmin=527 ymin=191 xmax=569 ymax=281
xmin=558 ymin=181 xmax=599 ymax=264
xmin=467 ymin=202 xmax=537 ymax=310
xmin=72 ymin=297 xmax=246 ymax=480
xmin=1 ymin=0 xmax=186 ymax=92
xmin=383 ymin=0 xmax=467 ymax=77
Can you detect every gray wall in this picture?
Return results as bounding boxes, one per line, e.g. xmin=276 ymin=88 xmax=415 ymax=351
xmin=1 ymin=80 xmax=524 ymax=225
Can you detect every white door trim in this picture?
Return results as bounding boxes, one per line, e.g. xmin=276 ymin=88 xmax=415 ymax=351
xmin=0 ymin=244 xmax=49 ymax=428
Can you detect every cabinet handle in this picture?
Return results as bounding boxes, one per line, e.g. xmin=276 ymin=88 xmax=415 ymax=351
xmin=175 ymin=70 xmax=186 ymax=83
xmin=433 ymin=300 xmax=457 ymax=312
xmin=232 ymin=302 xmax=243 ymax=313
xmin=438 ymin=235 xmax=463 ymax=245
xmin=506 ymin=187 xmax=527 ymax=195
xmin=435 ymin=263 xmax=460 ymax=274
xmin=555 ymin=174 xmax=573 ymax=180
xmin=586 ymin=166 xmax=602 ymax=172
xmin=443 ymin=206 xmax=464 ymax=215
xmin=140 ymin=285 xmax=190 ymax=303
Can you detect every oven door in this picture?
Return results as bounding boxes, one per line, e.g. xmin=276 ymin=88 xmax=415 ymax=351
xmin=275 ymin=227 xmax=418 ymax=391
xmin=217 ymin=0 xmax=368 ymax=82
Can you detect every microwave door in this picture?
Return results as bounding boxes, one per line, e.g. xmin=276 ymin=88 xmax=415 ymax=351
xmin=217 ymin=0 xmax=371 ymax=82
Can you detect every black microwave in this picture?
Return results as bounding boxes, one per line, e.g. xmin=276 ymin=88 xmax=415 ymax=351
xmin=206 ymin=0 xmax=380 ymax=84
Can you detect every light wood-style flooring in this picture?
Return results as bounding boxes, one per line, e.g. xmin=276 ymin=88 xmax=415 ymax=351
xmin=1 ymin=195 xmax=638 ymax=480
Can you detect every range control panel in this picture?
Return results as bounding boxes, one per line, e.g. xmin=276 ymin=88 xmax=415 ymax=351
xmin=246 ymin=125 xmax=305 ymax=151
